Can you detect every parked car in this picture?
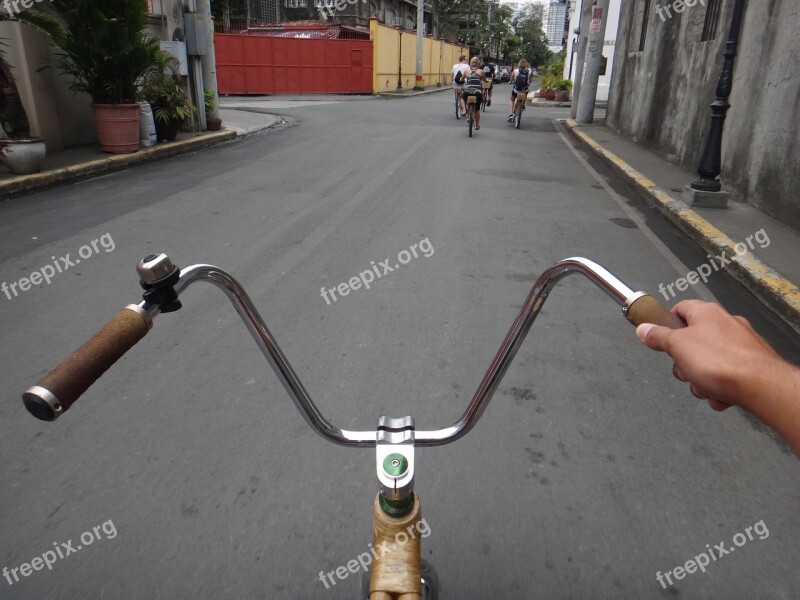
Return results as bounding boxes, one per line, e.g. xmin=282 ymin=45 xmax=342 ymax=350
xmin=498 ymin=66 xmax=510 ymax=82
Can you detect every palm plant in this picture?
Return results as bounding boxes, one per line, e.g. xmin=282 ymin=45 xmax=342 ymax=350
xmin=47 ymin=0 xmax=160 ymax=104
xmin=139 ymin=51 xmax=196 ymax=141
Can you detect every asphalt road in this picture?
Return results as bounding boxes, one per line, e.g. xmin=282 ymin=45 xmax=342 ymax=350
xmin=1 ymin=92 xmax=798 ymax=600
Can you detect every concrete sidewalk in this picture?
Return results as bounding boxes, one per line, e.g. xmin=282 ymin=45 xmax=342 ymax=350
xmin=565 ymin=119 xmax=800 ymax=334
xmin=0 ymin=108 xmax=282 ymax=201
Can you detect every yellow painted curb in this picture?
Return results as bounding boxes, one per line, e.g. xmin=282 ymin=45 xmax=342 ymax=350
xmin=565 ymin=119 xmax=800 ymax=334
xmin=0 ymin=129 xmax=236 ymax=200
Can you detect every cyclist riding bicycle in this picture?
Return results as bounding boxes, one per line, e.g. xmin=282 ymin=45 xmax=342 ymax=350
xmin=452 ymin=55 xmax=469 ymax=117
xmin=481 ymin=60 xmax=495 ymax=106
xmin=507 ymin=58 xmax=532 ymax=122
xmin=461 ymin=57 xmax=485 ymax=130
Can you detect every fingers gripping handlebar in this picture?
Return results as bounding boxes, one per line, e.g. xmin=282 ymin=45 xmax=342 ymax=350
xmin=22 ymin=256 xmax=684 ymax=436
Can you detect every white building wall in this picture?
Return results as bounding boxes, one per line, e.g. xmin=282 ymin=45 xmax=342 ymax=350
xmin=564 ymin=0 xmax=620 ymax=101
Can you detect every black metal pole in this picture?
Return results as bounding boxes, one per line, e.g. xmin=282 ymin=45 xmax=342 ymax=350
xmin=397 ymin=28 xmax=403 ymax=92
xmin=690 ymin=0 xmax=747 ymax=192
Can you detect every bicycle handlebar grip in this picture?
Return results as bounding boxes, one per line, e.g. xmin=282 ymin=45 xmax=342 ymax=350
xmin=624 ymin=293 xmax=686 ymax=329
xmin=23 ymin=305 xmax=152 ymax=421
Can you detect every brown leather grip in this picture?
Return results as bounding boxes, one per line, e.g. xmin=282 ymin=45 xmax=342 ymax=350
xmin=23 ymin=306 xmax=151 ymax=421
xmin=369 ymin=494 xmax=423 ymax=599
xmin=625 ymin=294 xmax=686 ymax=329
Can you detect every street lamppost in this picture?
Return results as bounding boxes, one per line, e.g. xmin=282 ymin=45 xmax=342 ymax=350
xmin=685 ymin=0 xmax=748 ymax=208
xmin=396 ymin=23 xmax=404 ymax=92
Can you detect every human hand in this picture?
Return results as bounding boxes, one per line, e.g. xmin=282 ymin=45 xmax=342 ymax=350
xmin=635 ymin=300 xmax=781 ymax=412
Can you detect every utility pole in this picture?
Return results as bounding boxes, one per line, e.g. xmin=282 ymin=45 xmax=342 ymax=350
xmin=197 ymin=0 xmax=219 ymax=121
xmin=570 ymin=0 xmax=594 ymax=120
xmin=415 ymin=0 xmax=424 ymax=89
xmin=575 ymin=0 xmax=609 ymax=124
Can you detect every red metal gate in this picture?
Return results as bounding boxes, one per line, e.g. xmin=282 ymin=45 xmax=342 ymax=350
xmin=214 ymin=35 xmax=373 ymax=95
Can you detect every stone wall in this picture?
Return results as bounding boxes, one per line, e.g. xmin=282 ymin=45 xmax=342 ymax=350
xmin=607 ymin=0 xmax=800 ymax=229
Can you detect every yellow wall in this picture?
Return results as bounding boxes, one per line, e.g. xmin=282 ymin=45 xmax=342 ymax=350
xmin=370 ymin=19 xmax=468 ymax=93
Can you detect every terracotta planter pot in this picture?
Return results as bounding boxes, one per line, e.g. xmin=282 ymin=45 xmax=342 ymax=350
xmin=544 ymin=89 xmax=556 ymax=101
xmin=0 ymin=138 xmax=46 ymax=174
xmin=92 ymin=104 xmax=140 ymax=154
xmin=556 ymin=90 xmax=570 ymax=101
xmin=206 ymin=117 xmax=223 ymax=131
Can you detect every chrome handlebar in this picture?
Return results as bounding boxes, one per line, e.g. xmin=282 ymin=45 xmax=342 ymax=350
xmin=140 ymin=257 xmax=637 ymax=448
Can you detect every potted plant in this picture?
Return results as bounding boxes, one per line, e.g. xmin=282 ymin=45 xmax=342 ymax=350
xmin=540 ymin=74 xmax=557 ymax=101
xmin=0 ymin=121 xmax=46 ymax=174
xmin=0 ymin=8 xmax=65 ymax=173
xmin=49 ymin=0 xmax=160 ymax=153
xmin=139 ymin=51 xmax=196 ymax=142
xmin=204 ymin=90 xmax=222 ymax=131
xmin=553 ymin=79 xmax=572 ymax=102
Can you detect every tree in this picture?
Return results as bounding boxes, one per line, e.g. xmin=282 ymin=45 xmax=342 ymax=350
xmin=510 ymin=5 xmax=551 ymax=68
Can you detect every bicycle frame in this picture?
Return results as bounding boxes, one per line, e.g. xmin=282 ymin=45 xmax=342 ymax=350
xmin=513 ymin=91 xmax=527 ymax=129
xmin=23 ymin=255 xmax=682 ymax=599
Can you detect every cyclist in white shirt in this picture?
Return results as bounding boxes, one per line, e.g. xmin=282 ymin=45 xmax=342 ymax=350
xmin=451 ymin=56 xmax=469 ymax=116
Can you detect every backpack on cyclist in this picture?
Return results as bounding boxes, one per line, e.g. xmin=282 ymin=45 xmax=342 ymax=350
xmin=514 ymin=68 xmax=530 ymax=90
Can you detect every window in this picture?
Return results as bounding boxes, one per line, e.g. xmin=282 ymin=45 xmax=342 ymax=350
xmin=316 ymin=0 xmax=335 ymax=7
xmin=638 ymin=0 xmax=652 ymax=51
xmin=385 ymin=8 xmax=397 ymax=24
xmin=286 ymin=0 xmax=308 ymax=7
xmin=600 ymin=54 xmax=608 ymax=76
xmin=629 ymin=0 xmax=652 ymax=52
xmin=405 ymin=15 xmax=415 ymax=29
xmin=702 ymin=0 xmax=722 ymax=41
xmin=145 ymin=0 xmax=165 ymax=15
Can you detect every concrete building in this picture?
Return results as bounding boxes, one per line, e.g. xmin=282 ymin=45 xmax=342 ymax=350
xmin=0 ymin=0 xmax=206 ymax=151
xmin=563 ymin=0 xmax=620 ymax=101
xmin=541 ymin=0 xmax=566 ymax=52
xmin=607 ymin=0 xmax=800 ymax=229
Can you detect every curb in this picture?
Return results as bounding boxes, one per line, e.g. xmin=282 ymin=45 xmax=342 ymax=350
xmin=564 ymin=118 xmax=800 ymax=335
xmin=377 ymin=86 xmax=451 ymax=98
xmin=0 ymin=129 xmax=237 ymax=200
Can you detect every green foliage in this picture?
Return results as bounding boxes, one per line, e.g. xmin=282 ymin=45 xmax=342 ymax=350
xmin=553 ymin=78 xmax=572 ymax=92
xmin=48 ymin=0 xmax=160 ymax=104
xmin=203 ymin=90 xmax=217 ymax=114
xmin=139 ymin=51 xmax=196 ymax=125
xmin=509 ymin=5 xmax=552 ymax=67
xmin=540 ymin=73 xmax=556 ymax=91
